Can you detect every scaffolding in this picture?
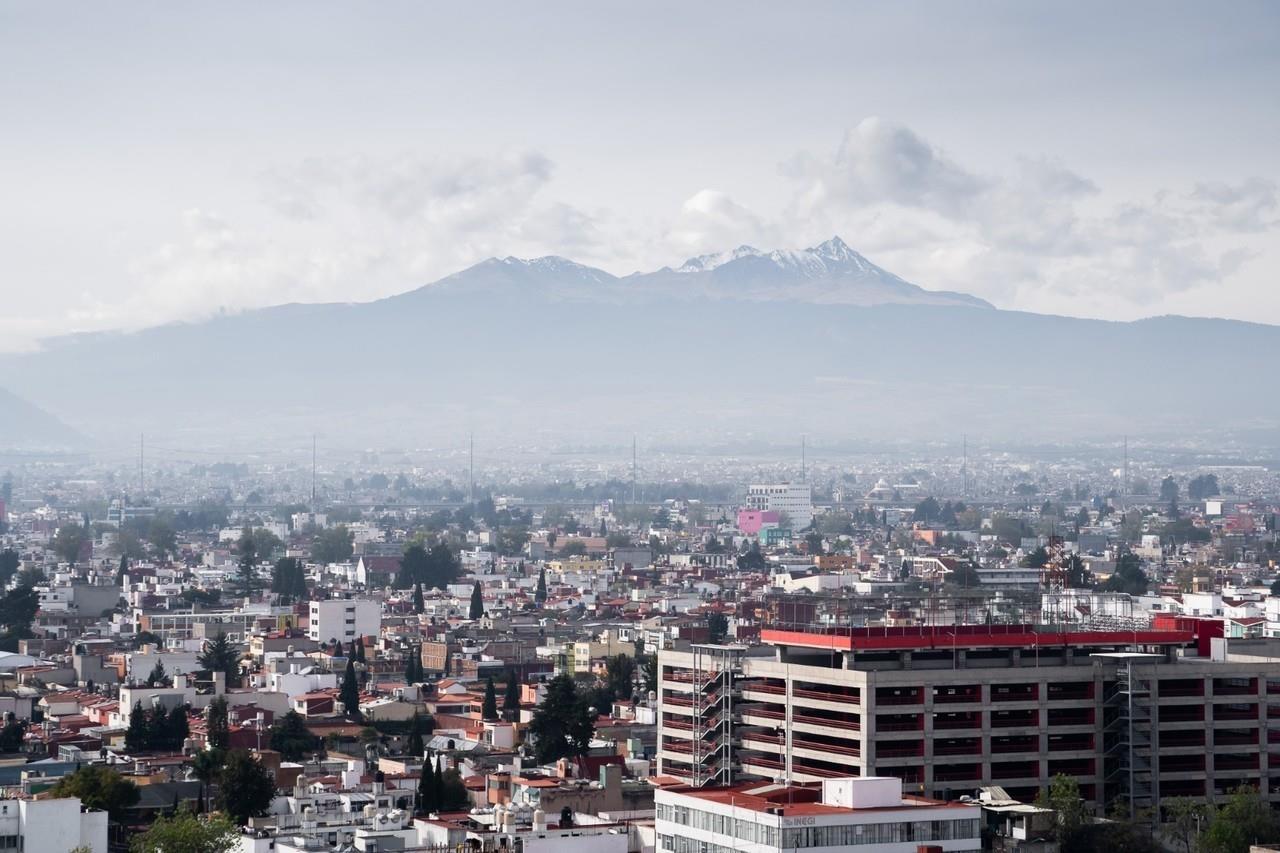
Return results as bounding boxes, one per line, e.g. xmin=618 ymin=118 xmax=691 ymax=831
xmin=688 ymin=644 xmax=743 ymax=787
xmin=1104 ymin=655 xmax=1159 ymax=817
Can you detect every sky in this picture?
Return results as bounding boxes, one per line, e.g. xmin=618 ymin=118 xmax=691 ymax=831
xmin=1 ymin=1 xmax=1278 ymax=350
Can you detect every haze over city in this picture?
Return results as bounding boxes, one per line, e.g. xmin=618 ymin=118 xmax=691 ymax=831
xmin=2 ymin=4 xmax=1280 ymax=853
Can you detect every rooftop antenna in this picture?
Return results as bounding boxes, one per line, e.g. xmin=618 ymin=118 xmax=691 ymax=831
xmin=631 ymin=435 xmax=638 ymax=503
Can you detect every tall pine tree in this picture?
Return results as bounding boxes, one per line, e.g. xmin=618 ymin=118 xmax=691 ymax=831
xmin=503 ymin=670 xmax=521 ymax=722
xmin=481 ymin=677 xmax=498 ymax=721
xmin=469 ymin=581 xmax=484 ymax=620
xmin=340 ymin=659 xmax=362 ymax=722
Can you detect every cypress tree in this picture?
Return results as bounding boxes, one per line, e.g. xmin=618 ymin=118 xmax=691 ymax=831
xmin=535 ymin=567 xmax=547 ymax=606
xmin=340 ymin=659 xmax=362 ymax=722
xmin=482 ymin=677 xmax=498 ymax=721
xmin=502 ymin=670 xmax=521 ymax=722
xmin=469 ymin=581 xmax=484 ymax=620
xmin=412 ymin=582 xmax=424 ymax=614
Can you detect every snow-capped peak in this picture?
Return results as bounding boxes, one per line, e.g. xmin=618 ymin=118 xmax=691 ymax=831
xmin=677 ymin=245 xmax=762 ymax=272
xmin=810 ymin=236 xmax=857 ymax=262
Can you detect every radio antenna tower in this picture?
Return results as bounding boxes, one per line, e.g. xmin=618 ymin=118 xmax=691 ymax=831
xmin=631 ymin=435 xmax=638 ymax=503
xmin=468 ymin=433 xmax=475 ymax=507
xmin=311 ymin=433 xmax=317 ymax=506
xmin=801 ymin=434 xmax=806 ymax=483
xmin=138 ymin=433 xmax=144 ymax=499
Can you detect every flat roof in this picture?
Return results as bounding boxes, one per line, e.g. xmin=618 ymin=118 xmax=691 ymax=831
xmin=761 ymin=625 xmax=1195 ymax=653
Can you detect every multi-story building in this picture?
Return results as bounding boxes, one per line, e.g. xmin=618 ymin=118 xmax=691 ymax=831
xmin=0 ymin=796 xmax=109 ymax=853
xmin=308 ymin=598 xmax=381 ymax=644
xmin=744 ymin=483 xmax=812 ymax=532
xmin=658 ymin=616 xmax=1280 ymax=815
xmin=655 ymin=775 xmax=981 ymax=853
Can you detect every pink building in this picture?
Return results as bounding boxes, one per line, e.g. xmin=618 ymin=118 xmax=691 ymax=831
xmin=736 ymin=509 xmax=779 ymax=536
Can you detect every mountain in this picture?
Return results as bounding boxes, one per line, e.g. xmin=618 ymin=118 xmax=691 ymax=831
xmin=0 ymin=385 xmax=87 ymax=449
xmin=1 ymin=238 xmax=1277 ymax=446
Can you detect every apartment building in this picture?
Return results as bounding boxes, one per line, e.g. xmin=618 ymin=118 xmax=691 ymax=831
xmin=744 ymin=483 xmax=812 ymax=532
xmin=308 ymin=598 xmax=381 ymax=644
xmin=655 ymin=776 xmax=981 ymax=853
xmin=658 ymin=616 xmax=1280 ymax=815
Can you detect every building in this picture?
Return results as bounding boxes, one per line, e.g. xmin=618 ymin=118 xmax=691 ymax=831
xmin=744 ymin=483 xmax=812 ymax=532
xmin=308 ymin=598 xmax=381 ymax=644
xmin=657 ymin=617 xmax=1280 ymax=815
xmin=0 ymin=796 xmax=109 ymax=853
xmin=655 ymin=775 xmax=981 ymax=853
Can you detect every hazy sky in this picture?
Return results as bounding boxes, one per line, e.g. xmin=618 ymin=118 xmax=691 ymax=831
xmin=2 ymin=2 xmax=1278 ymax=349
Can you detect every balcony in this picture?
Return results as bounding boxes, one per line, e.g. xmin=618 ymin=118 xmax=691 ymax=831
xmin=1048 ymin=733 xmax=1093 ymax=752
xmin=875 ymin=713 xmax=921 ymax=732
xmin=933 ymin=737 xmax=982 ymax=757
xmin=1047 ymin=707 xmax=1093 ymax=727
xmin=1213 ymin=677 xmax=1257 ymax=697
xmin=934 ymin=763 xmax=981 ymax=783
xmin=1213 ymin=704 xmax=1258 ymax=722
xmin=1161 ymin=729 xmax=1206 ymax=748
xmin=794 ymin=736 xmax=860 ymax=758
xmin=1160 ymin=678 xmax=1205 ymax=698
xmin=795 ymin=681 xmax=860 ymax=705
xmin=991 ymin=709 xmax=1039 ymax=729
xmin=1159 ymin=706 xmax=1205 ymax=724
xmin=1161 ymin=755 xmax=1206 ymax=773
xmin=794 ymin=709 xmax=862 ymax=731
xmin=992 ymin=761 xmax=1038 ymax=780
xmin=934 ymin=711 xmax=982 ymax=731
xmin=1046 ymin=682 xmax=1094 ymax=702
xmin=876 ymin=687 xmax=923 ymax=707
xmin=933 ymin=685 xmax=981 ymax=704
xmin=991 ymin=684 xmax=1039 ymax=703
xmin=1214 ymin=729 xmax=1259 ymax=747
xmin=1047 ymin=759 xmax=1094 ymax=778
xmin=878 ymin=741 xmax=924 ymax=759
xmin=992 ymin=735 xmax=1038 ymax=754
xmin=1216 ymin=754 xmax=1260 ymax=772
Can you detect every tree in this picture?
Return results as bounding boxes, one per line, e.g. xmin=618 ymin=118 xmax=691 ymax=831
xmin=271 ymin=557 xmax=308 ymax=603
xmin=146 ymin=519 xmax=178 ymax=559
xmin=804 ymin=531 xmax=824 ymax=555
xmin=412 ymin=582 xmax=424 ymax=614
xmin=191 ymin=748 xmax=225 ymax=812
xmin=503 ymin=670 xmax=521 ymax=722
xmin=736 ymin=542 xmax=767 ymax=571
xmin=167 ymin=704 xmax=189 ymax=750
xmin=469 ymin=581 xmax=484 ymax=620
xmin=312 ymin=525 xmax=355 ymax=564
xmin=53 ymin=522 xmax=89 ymax=565
xmin=198 ymin=632 xmax=241 ymax=687
xmin=127 ymin=702 xmax=150 ymax=752
xmin=1160 ymin=475 xmax=1180 ymax=504
xmin=232 ymin=528 xmax=259 ymax=595
xmin=0 ymin=550 xmax=19 ymax=586
xmin=605 ymin=654 xmax=635 ymax=703
xmin=417 ymin=757 xmax=436 ymax=814
xmin=1164 ymin=796 xmax=1209 ymax=853
xmin=406 ymin=714 xmax=425 ymax=757
xmin=482 ymin=677 xmax=499 ymax=721
xmin=913 ymin=496 xmax=941 ymax=523
xmin=0 ymin=718 xmax=25 ymax=752
xmin=528 ymin=674 xmax=593 ymax=763
xmin=1022 ymin=546 xmax=1050 ymax=569
xmin=1188 ymin=473 xmax=1221 ymax=501
xmin=639 ymin=653 xmax=658 ymax=697
xmin=269 ymin=710 xmax=318 ymax=761
xmin=215 ymin=750 xmax=277 ymax=825
xmin=146 ymin=659 xmax=169 ymax=687
xmin=130 ymin=808 xmax=238 ymax=853
xmin=206 ymin=697 xmax=230 ymax=751
xmin=1201 ymin=784 xmax=1280 ymax=853
xmin=707 ymin=611 xmax=729 ymax=643
xmin=1101 ymin=551 xmax=1148 ymax=596
xmin=535 ymin=566 xmax=548 ymax=606
xmin=0 ymin=583 xmax=40 ymax=650
xmin=439 ymin=768 xmax=469 ymax=811
xmin=405 ymin=647 xmax=423 ymax=685
xmin=48 ymin=765 xmax=141 ymax=823
xmin=1036 ymin=773 xmax=1086 ymax=846
xmin=560 ymin=540 xmax=588 ymax=558
xmin=340 ymin=659 xmax=362 ymax=721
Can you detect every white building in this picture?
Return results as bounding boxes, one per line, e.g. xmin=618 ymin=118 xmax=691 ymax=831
xmin=308 ymin=598 xmax=381 ymax=644
xmin=655 ymin=776 xmax=980 ymax=853
xmin=0 ymin=796 xmax=109 ymax=853
xmin=745 ymin=483 xmax=813 ymax=531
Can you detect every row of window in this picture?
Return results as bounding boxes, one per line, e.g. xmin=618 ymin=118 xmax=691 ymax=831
xmin=657 ymin=802 xmax=979 ymax=848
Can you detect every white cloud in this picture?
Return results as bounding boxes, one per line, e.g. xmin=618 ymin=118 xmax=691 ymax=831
xmin=664 ymin=189 xmax=778 ymax=259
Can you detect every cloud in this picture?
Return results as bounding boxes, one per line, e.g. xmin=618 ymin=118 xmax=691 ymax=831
xmin=665 ymin=189 xmax=777 ymax=259
xmin=778 ymin=117 xmax=1276 ymax=315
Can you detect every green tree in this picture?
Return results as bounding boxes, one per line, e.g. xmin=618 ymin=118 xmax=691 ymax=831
xmin=534 ymin=567 xmax=548 ymax=605
xmin=528 ymin=674 xmax=593 ymax=763
xmin=439 ymin=768 xmax=469 ymax=811
xmin=412 ymin=582 xmax=424 ymax=614
xmin=1100 ymin=551 xmax=1148 ymax=596
xmin=130 ymin=807 xmax=238 ymax=853
xmin=215 ymin=750 xmax=277 ymax=825
xmin=147 ymin=518 xmax=177 ymax=559
xmin=312 ymin=525 xmax=355 ymax=564
xmin=1201 ymin=784 xmax=1280 ymax=853
xmin=53 ymin=522 xmax=90 ymax=565
xmin=191 ymin=748 xmax=225 ymax=812
xmin=707 ymin=611 xmax=729 ymax=643
xmin=0 ymin=718 xmax=25 ymax=752
xmin=398 ymin=543 xmax=430 ymax=589
xmin=469 ymin=581 xmax=484 ymax=620
xmin=481 ymin=677 xmax=498 ymax=721
xmin=127 ymin=702 xmax=150 ymax=751
xmin=605 ymin=654 xmax=635 ymax=703
xmin=639 ymin=653 xmax=658 ymax=697
xmin=0 ymin=550 xmax=20 ymax=586
xmin=269 ymin=710 xmax=318 ymax=761
xmin=417 ymin=758 xmax=437 ymax=814
xmin=146 ymin=659 xmax=168 ymax=687
xmin=340 ymin=659 xmax=362 ymax=721
xmin=502 ymin=670 xmax=521 ymax=722
xmin=1036 ymin=773 xmax=1086 ymax=846
xmin=198 ymin=632 xmax=241 ymax=686
xmin=166 ymin=704 xmax=189 ymax=750
xmin=270 ymin=557 xmax=308 ymax=603
xmin=405 ymin=714 xmax=425 ymax=757
xmin=48 ymin=764 xmax=141 ymax=823
xmin=1188 ymin=473 xmax=1221 ymax=501
xmin=206 ymin=696 xmax=230 ymax=751
xmin=560 ymin=540 xmax=588 ymax=558
xmin=1164 ymin=796 xmax=1209 ymax=853
xmin=1160 ymin=475 xmax=1180 ymax=504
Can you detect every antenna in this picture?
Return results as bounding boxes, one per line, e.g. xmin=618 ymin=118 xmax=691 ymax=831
xmin=1122 ymin=434 xmax=1129 ymax=504
xmin=469 ymin=433 xmax=475 ymax=507
xmin=962 ymin=433 xmax=967 ymax=498
xmin=631 ymin=435 xmax=638 ymax=503
xmin=801 ymin=434 xmax=806 ymax=483
xmin=139 ymin=432 xmax=144 ymax=500
xmin=311 ymin=434 xmax=317 ymax=506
